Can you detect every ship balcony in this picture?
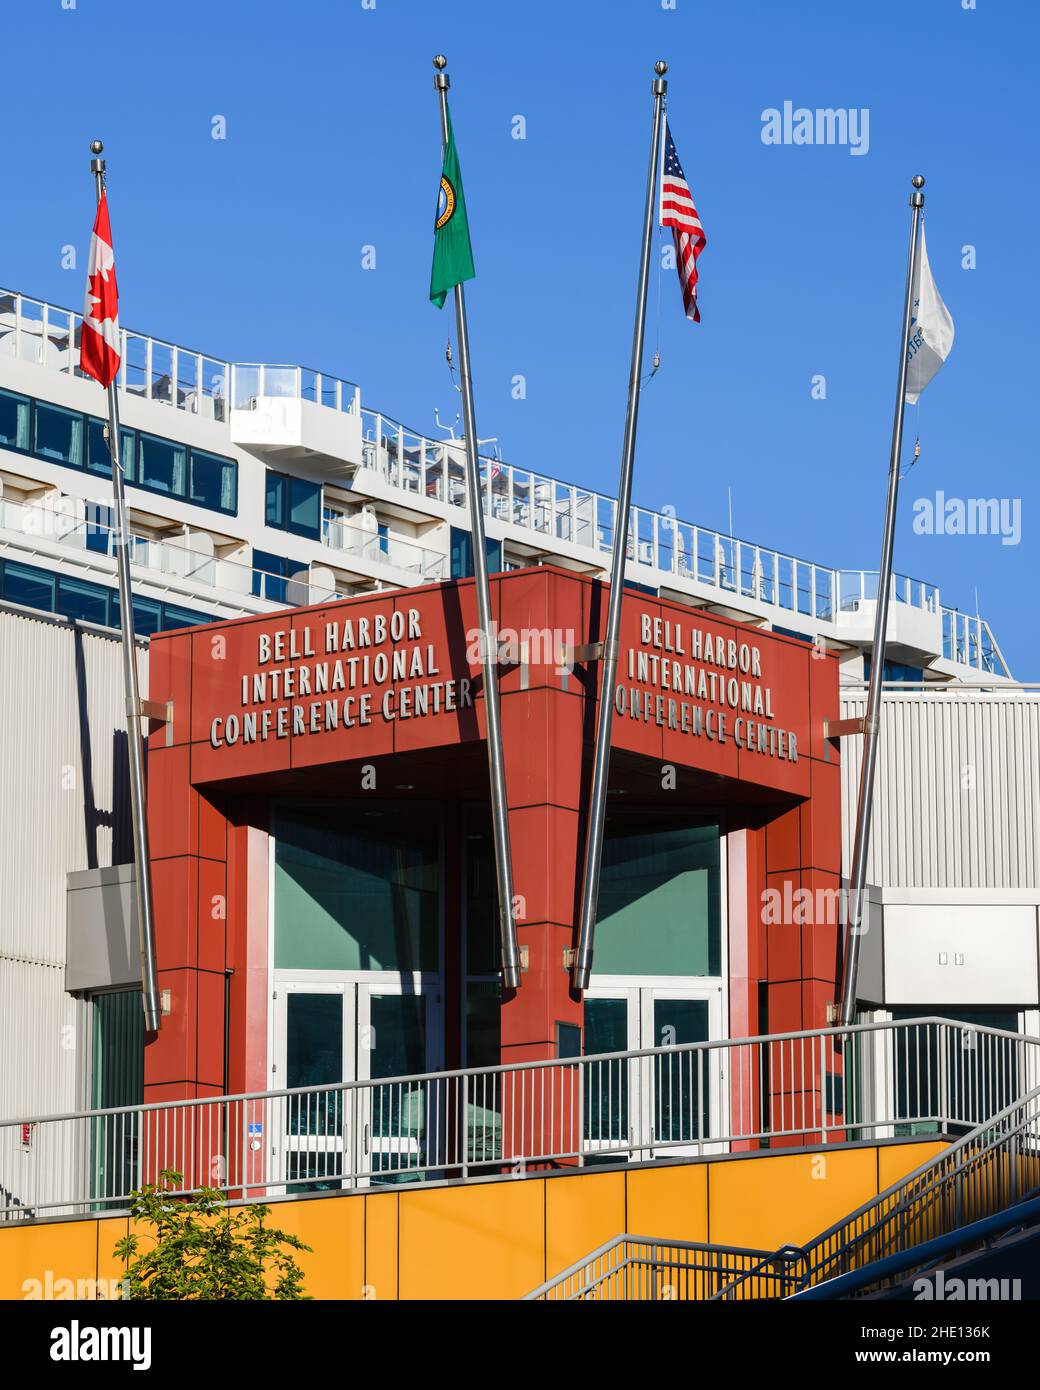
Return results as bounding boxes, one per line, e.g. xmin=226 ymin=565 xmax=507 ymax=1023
xmin=229 ymin=364 xmax=363 ymax=475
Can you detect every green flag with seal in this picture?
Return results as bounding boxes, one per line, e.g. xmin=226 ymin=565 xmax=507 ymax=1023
xmin=430 ymin=107 xmax=475 ymax=308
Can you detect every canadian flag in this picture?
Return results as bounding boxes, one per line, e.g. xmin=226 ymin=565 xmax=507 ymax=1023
xmin=80 ymin=192 xmax=121 ymax=387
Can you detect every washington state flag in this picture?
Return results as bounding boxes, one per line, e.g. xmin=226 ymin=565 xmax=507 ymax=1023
xmin=430 ymin=107 xmax=475 ymax=308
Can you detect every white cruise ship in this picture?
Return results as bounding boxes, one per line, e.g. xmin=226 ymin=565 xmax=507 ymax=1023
xmin=0 ymin=286 xmax=1010 ymax=682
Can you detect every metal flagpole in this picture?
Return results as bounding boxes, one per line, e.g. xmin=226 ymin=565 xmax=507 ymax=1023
xmin=432 ymin=58 xmax=520 ymax=990
xmin=89 ymin=140 xmax=162 ymax=1032
xmin=839 ymin=174 xmax=926 ymax=1026
xmin=572 ymin=62 xmax=668 ymax=992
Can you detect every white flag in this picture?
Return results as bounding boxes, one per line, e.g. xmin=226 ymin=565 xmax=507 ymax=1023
xmin=905 ymin=224 xmax=954 ymax=403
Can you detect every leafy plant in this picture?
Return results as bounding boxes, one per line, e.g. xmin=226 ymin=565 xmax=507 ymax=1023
xmin=114 ymin=1169 xmax=311 ymax=1300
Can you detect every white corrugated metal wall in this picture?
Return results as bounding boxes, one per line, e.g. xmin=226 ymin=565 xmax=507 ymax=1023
xmin=840 ymin=689 xmax=1040 ymax=890
xmin=0 ymin=605 xmax=146 ymax=1122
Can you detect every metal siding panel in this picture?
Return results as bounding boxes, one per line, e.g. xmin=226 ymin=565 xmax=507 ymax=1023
xmin=840 ymin=688 xmax=1040 ymax=891
xmin=0 ymin=608 xmax=144 ymax=1120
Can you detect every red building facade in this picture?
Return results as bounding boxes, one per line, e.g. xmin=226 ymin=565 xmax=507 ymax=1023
xmin=144 ymin=566 xmax=841 ymax=1120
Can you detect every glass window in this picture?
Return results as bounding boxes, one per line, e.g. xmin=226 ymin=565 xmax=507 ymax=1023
xmin=583 ymin=998 xmax=629 ymax=1144
xmin=450 ymin=527 xmax=502 ymax=579
xmin=464 ymin=826 xmax=499 ymax=975
xmin=465 ymin=980 xmax=501 ymax=1069
xmin=287 ymin=478 xmax=321 ymax=538
xmin=252 ymin=549 xmax=288 ymax=603
xmin=652 ymin=998 xmax=710 ymax=1142
xmin=33 ymin=401 xmax=84 ymax=467
xmin=84 ymin=501 xmax=113 ymax=555
xmin=161 ymin=604 xmax=212 ymax=631
xmin=265 ymin=471 xmax=286 ymax=528
xmin=2 ymin=561 xmax=56 ymax=612
xmin=273 ymin=802 xmax=439 ymax=972
xmin=58 ymin=576 xmax=111 ymax=626
xmin=111 ymin=592 xmax=162 ymax=639
xmin=0 ymin=389 xmax=29 ymax=451
xmin=190 ymin=449 xmax=238 ymax=514
xmin=267 ymin=471 xmax=321 ymax=538
xmin=91 ymin=989 xmax=144 ymax=1206
xmin=594 ymin=816 xmax=721 ymax=976
xmin=136 ymin=432 xmax=186 ymax=497
xmin=87 ymin=418 xmax=135 ymax=478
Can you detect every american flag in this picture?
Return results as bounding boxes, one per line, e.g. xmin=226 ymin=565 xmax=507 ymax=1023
xmin=660 ymin=122 xmax=706 ymax=323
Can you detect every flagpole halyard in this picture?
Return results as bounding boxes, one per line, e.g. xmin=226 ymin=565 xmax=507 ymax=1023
xmin=571 ymin=62 xmax=669 ymax=993
xmin=88 ymin=141 xmax=163 ymax=1034
xmin=838 ymin=175 xmax=926 ymax=1027
xmin=432 ymin=58 xmax=521 ymax=991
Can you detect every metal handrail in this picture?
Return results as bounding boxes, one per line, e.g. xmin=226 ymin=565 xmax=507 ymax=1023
xmin=2 ymin=1018 xmax=1036 ymax=1223
xmin=790 ymin=1190 xmax=1040 ymax=1299
xmin=706 ymin=1080 xmax=1040 ymax=1302
xmin=523 ymin=1234 xmax=804 ymax=1301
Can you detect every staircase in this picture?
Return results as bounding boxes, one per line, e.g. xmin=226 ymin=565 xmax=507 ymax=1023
xmin=525 ymin=1082 xmax=1040 ymax=1300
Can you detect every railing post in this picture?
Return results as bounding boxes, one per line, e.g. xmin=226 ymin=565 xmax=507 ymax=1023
xmin=461 ymin=1073 xmax=469 ymax=1181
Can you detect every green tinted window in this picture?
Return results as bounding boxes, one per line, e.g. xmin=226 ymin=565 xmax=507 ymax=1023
xmin=274 ymin=803 xmax=439 ymax=972
xmin=594 ymin=817 xmax=720 ymax=976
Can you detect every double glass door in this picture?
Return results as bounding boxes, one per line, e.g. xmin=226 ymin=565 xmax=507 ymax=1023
xmin=271 ymin=978 xmax=439 ymax=1189
xmin=584 ymin=983 xmax=724 ymax=1160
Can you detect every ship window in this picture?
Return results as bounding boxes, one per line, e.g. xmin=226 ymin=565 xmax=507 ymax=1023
xmin=162 ymin=604 xmax=211 ymax=629
xmin=450 ymin=527 xmax=502 ymax=579
xmin=266 ymin=470 xmax=320 ymax=539
xmin=33 ymin=400 xmax=84 ymax=467
xmin=58 ymin=575 xmax=111 ymax=626
xmin=85 ymin=417 xmax=134 ymax=478
xmin=190 ymin=449 xmax=238 ymax=514
xmin=0 ymin=389 xmax=29 ymax=451
xmin=3 ymin=561 xmax=56 ymax=611
xmin=252 ymin=549 xmax=289 ymax=603
xmin=136 ymin=432 xmax=186 ymax=497
xmin=111 ymin=591 xmax=163 ymax=638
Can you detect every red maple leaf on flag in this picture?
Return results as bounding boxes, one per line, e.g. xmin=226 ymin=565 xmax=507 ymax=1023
xmin=86 ymin=263 xmax=118 ymax=325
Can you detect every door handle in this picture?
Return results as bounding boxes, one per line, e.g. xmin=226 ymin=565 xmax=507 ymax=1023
xmin=363 ymin=1123 xmax=370 ymax=1156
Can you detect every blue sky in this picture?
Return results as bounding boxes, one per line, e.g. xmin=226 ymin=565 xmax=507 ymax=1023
xmin=4 ymin=0 xmax=1037 ymax=675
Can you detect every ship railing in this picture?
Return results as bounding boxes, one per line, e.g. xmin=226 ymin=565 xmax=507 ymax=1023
xmin=0 ymin=290 xmax=360 ymax=425
xmin=2 ymin=1017 xmax=1036 ymax=1223
xmin=0 ymin=290 xmax=1009 ymax=675
xmin=0 ymin=491 xmax=447 ymax=606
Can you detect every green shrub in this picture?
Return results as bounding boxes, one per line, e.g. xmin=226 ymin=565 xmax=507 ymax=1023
xmin=114 ymin=1169 xmax=311 ymax=1300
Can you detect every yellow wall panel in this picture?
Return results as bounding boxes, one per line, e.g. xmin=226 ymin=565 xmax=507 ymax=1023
xmin=266 ymin=1193 xmax=365 ymax=1300
xmin=0 ymin=1139 xmax=957 ymax=1301
xmin=877 ymin=1141 xmax=945 ymax=1192
xmin=398 ymin=1177 xmax=544 ymax=1300
xmin=364 ymin=1192 xmax=399 ymax=1301
xmin=625 ymin=1163 xmax=709 ymax=1245
xmin=95 ymin=1217 xmax=130 ymax=1295
xmin=544 ymin=1169 xmax=626 ymax=1279
xmin=709 ymin=1148 xmax=877 ymax=1250
xmin=0 ymin=1218 xmax=100 ymax=1300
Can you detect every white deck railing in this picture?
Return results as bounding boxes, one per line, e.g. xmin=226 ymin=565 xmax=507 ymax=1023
xmin=0 ymin=288 xmax=1010 ymax=676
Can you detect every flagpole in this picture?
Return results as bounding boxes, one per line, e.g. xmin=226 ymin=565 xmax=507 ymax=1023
xmin=839 ymin=174 xmax=926 ymax=1027
xmin=89 ymin=140 xmax=162 ymax=1033
xmin=432 ymin=58 xmax=520 ymax=991
xmin=572 ymin=62 xmax=668 ymax=992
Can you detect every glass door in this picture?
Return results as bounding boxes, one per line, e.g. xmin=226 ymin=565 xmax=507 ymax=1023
xmin=272 ymin=980 xmax=441 ymax=1192
xmin=356 ymin=984 xmax=439 ymax=1184
xmin=583 ymin=983 xmax=724 ymax=1161
xmin=272 ymin=983 xmax=354 ymax=1194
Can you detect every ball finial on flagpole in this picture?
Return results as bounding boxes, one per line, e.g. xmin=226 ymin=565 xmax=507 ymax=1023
xmin=654 ymin=60 xmax=668 ymax=75
xmin=90 ymin=140 xmax=104 ymax=155
xmin=433 ymin=54 xmax=447 ymax=70
xmin=912 ymin=175 xmax=925 ymax=189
